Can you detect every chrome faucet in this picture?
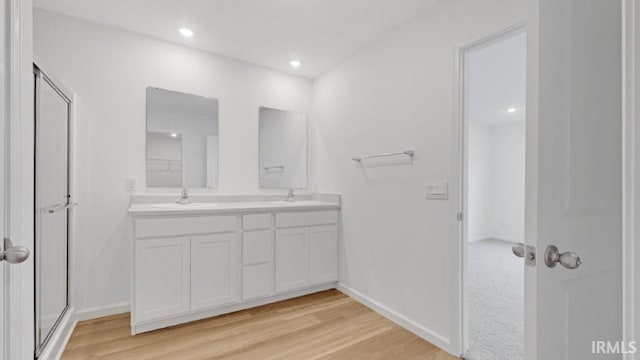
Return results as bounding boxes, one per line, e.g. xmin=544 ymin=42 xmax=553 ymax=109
xmin=286 ymin=188 xmax=295 ymax=202
xmin=177 ymin=188 xmax=191 ymax=204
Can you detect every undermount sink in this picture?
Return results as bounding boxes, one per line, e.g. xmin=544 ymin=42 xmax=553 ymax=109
xmin=151 ymin=202 xmax=219 ymax=209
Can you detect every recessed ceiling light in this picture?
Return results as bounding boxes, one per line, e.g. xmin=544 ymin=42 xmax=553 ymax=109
xmin=179 ymin=28 xmax=194 ymax=38
xmin=290 ymin=60 xmax=301 ymax=68
xmin=171 ymin=133 xmax=178 ymax=137
xmin=507 ymin=107 xmax=517 ymax=113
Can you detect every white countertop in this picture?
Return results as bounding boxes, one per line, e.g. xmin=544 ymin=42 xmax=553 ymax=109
xmin=128 ymin=193 xmax=341 ymax=217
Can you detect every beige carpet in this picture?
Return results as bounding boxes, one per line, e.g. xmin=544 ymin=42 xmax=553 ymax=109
xmin=466 ymin=239 xmax=524 ymax=360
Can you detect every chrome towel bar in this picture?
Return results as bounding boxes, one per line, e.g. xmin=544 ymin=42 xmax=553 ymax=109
xmin=352 ymin=150 xmax=414 ymax=162
xmin=263 ymin=165 xmax=285 ymax=172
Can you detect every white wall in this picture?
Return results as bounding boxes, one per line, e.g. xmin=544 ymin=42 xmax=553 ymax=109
xmin=468 ymin=121 xmax=526 ymax=242
xmin=312 ymin=0 xmax=525 ymax=353
xmin=468 ymin=122 xmax=494 ymax=241
xmin=491 ymin=122 xmax=525 ymax=241
xmin=33 ymin=8 xmax=313 ymax=315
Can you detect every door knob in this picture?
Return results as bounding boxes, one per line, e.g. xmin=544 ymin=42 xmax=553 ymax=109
xmin=512 ymin=243 xmax=525 ymax=257
xmin=544 ymin=245 xmax=582 ymax=269
xmin=0 ymin=238 xmax=29 ymax=264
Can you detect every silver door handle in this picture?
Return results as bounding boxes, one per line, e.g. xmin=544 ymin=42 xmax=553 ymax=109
xmin=512 ymin=243 xmax=525 ymax=257
xmin=544 ymin=245 xmax=582 ymax=269
xmin=42 ymin=202 xmax=78 ymax=214
xmin=0 ymin=238 xmax=29 ymax=264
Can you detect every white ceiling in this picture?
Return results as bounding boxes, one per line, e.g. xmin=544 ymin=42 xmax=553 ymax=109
xmin=33 ymin=0 xmax=439 ymax=78
xmin=467 ymin=31 xmax=527 ymax=126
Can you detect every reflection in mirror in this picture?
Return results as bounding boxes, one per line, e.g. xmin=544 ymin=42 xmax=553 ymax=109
xmin=259 ymin=107 xmax=308 ymax=189
xmin=146 ymin=132 xmax=183 ymax=187
xmin=146 ymin=88 xmax=218 ymax=188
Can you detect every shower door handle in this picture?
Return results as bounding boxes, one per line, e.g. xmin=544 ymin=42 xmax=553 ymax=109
xmin=43 ymin=202 xmax=78 ymax=214
xmin=512 ymin=242 xmax=525 ymax=257
xmin=0 ymin=238 xmax=30 ymax=264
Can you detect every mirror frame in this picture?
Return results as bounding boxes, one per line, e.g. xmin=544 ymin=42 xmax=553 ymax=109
xmin=258 ymin=106 xmax=309 ymax=190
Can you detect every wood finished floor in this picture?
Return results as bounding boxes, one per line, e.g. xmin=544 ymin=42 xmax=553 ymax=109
xmin=62 ymin=290 xmax=459 ymax=360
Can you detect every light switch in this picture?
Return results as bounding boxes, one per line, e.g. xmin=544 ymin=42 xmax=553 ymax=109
xmin=426 ymin=181 xmax=448 ymax=200
xmin=125 ymin=177 xmax=137 ymax=192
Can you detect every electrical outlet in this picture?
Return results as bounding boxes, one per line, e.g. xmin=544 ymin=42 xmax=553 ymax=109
xmin=125 ymin=177 xmax=137 ymax=192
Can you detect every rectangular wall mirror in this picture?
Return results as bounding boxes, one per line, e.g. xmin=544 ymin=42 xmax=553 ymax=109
xmin=146 ymin=87 xmax=219 ymax=189
xmin=259 ymin=107 xmax=308 ymax=189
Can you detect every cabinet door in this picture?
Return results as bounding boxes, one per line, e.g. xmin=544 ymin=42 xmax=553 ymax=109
xmin=191 ymin=233 xmax=237 ymax=310
xmin=242 ymin=263 xmax=274 ymax=300
xmin=308 ymin=225 xmax=338 ymax=285
xmin=135 ymin=237 xmax=190 ymax=322
xmin=275 ymin=228 xmax=308 ymax=292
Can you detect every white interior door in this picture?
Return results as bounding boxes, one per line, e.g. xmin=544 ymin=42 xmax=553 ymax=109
xmin=1 ymin=0 xmax=34 ymax=359
xmin=2 ymin=1 xmax=34 ymax=359
xmin=1 ymin=43 xmax=6 ymax=360
xmin=1 ymin=0 xmax=7 ymax=357
xmin=526 ymin=0 xmax=623 ymax=359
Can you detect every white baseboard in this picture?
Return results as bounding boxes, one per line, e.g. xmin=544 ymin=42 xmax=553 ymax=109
xmin=491 ymin=235 xmax=523 ymax=243
xmin=469 ymin=235 xmax=523 ymax=243
xmin=468 ymin=235 xmax=492 ymax=242
xmin=336 ymin=283 xmax=454 ymax=355
xmin=37 ymin=308 xmax=77 ymax=360
xmin=74 ymin=301 xmax=131 ymax=321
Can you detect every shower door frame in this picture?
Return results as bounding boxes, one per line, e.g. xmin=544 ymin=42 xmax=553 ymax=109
xmin=33 ymin=60 xmax=73 ymax=358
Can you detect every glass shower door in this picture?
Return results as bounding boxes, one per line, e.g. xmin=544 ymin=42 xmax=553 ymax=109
xmin=34 ymin=65 xmax=71 ymax=357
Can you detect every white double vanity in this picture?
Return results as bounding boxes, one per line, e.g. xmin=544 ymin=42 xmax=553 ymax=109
xmin=125 ymin=86 xmax=331 ymax=334
xmin=128 ymin=193 xmax=340 ymax=334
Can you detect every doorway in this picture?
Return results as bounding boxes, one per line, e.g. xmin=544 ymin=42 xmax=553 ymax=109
xmin=461 ymin=26 xmax=526 ymax=360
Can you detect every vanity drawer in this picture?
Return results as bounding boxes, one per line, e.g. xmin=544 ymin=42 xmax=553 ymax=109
xmin=135 ymin=215 xmax=236 ymax=238
xmin=243 ymin=213 xmax=272 ymax=231
xmin=275 ymin=210 xmax=338 ymax=228
xmin=242 ymin=230 xmax=273 ymax=265
xmin=242 ymin=263 xmax=274 ymax=300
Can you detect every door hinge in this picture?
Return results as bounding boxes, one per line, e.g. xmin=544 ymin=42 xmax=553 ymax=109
xmin=456 ymin=212 xmax=463 ymax=222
